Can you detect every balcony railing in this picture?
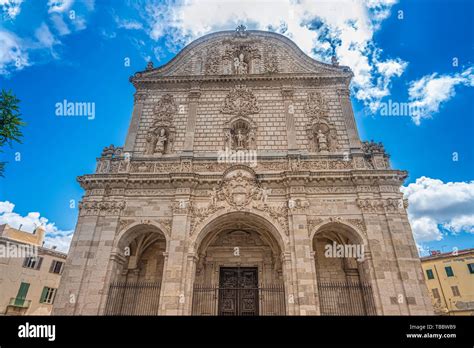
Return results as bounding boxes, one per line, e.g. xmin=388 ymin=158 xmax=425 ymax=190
xmin=104 ymin=281 xmax=161 ymax=316
xmin=318 ymin=281 xmax=377 ymax=315
xmin=9 ymin=297 xmax=31 ymax=309
xmin=192 ymin=284 xmax=286 ymax=316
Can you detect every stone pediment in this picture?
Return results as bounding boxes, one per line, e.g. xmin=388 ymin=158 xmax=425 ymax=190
xmin=131 ymin=29 xmax=351 ymax=80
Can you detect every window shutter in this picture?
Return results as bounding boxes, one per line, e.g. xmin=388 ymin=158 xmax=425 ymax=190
xmin=36 ymin=257 xmax=43 ymax=270
xmin=17 ymin=282 xmax=30 ymax=299
xmin=40 ymin=287 xmax=48 ymax=303
xmin=49 ymin=261 xmax=54 ymax=273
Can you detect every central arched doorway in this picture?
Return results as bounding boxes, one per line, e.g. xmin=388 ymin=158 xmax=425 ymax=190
xmin=191 ymin=212 xmax=286 ymax=316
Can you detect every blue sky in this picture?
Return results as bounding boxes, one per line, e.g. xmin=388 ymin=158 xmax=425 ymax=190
xmin=0 ymin=0 xmax=473 ymax=255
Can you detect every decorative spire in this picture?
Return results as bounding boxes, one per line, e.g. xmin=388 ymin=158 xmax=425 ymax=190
xmin=331 ymin=55 xmax=339 ymax=66
xmin=235 ymin=24 xmax=248 ymax=38
xmin=146 ymin=61 xmax=154 ymax=71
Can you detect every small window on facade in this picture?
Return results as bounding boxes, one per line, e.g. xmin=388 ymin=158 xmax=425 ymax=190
xmin=468 ymin=263 xmax=474 ymax=274
xmin=49 ymin=260 xmax=64 ymax=274
xmin=426 ymin=269 xmax=434 ymax=280
xmin=445 ymin=266 xmax=454 ymax=277
xmin=39 ymin=287 xmax=57 ymax=304
xmin=22 ymin=256 xmax=43 ymax=270
xmin=432 ymin=288 xmax=440 ymax=299
xmin=451 ymin=286 xmax=460 ymax=297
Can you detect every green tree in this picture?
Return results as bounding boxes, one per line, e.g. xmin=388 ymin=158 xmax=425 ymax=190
xmin=0 ymin=89 xmax=25 ymax=177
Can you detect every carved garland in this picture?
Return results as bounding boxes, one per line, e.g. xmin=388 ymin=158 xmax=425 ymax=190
xmin=79 ymin=201 xmax=126 ymax=216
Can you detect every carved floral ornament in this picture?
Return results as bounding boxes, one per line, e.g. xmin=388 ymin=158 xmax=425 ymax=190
xmin=118 ymin=218 xmax=172 ymax=234
xmin=221 ymin=85 xmax=260 ymax=117
xmin=356 ymin=198 xmax=407 ymax=213
xmin=305 ymin=91 xmax=328 ymax=120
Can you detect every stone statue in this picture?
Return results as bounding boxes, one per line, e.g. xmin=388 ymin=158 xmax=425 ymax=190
xmin=236 ymin=129 xmax=245 ymax=148
xmin=145 ymin=133 xmax=156 ymax=155
xmin=234 ymin=53 xmax=248 ymax=75
xmin=261 ymin=187 xmax=271 ymax=204
xmin=317 ymin=129 xmax=328 ymax=152
xmin=224 ymin=129 xmax=232 ymax=149
xmin=156 ymin=128 xmax=167 ymax=154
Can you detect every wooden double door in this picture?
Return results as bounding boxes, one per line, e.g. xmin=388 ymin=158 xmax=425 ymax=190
xmin=218 ymin=267 xmax=259 ymax=316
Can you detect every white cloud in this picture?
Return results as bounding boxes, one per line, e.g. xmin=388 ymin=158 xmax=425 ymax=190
xmin=443 ymin=215 xmax=474 ymax=234
xmin=50 ymin=13 xmax=71 ymax=36
xmin=125 ymin=0 xmax=404 ymax=107
xmin=409 ymin=216 xmax=443 ymax=242
xmin=401 ymin=177 xmax=474 ymax=244
xmin=116 ymin=17 xmax=143 ymax=30
xmin=0 ymin=0 xmax=23 ymax=19
xmin=408 ymin=67 xmax=474 ymax=125
xmin=47 ymin=0 xmax=74 ymax=14
xmin=0 ymin=201 xmax=73 ymax=253
xmin=0 ymin=29 xmax=28 ymax=74
xmin=34 ymin=22 xmax=58 ymax=49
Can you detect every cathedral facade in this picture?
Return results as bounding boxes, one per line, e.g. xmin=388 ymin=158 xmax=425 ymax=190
xmin=53 ymin=27 xmax=433 ymax=316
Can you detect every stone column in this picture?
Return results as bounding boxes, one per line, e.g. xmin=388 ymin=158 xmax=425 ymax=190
xmin=383 ymin=205 xmax=434 ymax=314
xmin=288 ymin=210 xmax=318 ymax=315
xmin=181 ymin=252 xmax=198 ymax=315
xmin=53 ymin=211 xmax=121 ymax=315
xmin=158 ymin=194 xmax=192 ymax=315
xmin=337 ymin=88 xmax=361 ymax=152
xmin=281 ymin=251 xmax=297 ymax=315
xmin=281 ymin=87 xmax=298 ymax=153
xmin=358 ymin=250 xmax=384 ymax=315
xmin=310 ymin=251 xmax=321 ymax=315
xmin=182 ymin=89 xmax=201 ymax=155
xmin=124 ymin=92 xmax=147 ymax=153
xmin=360 ymin=210 xmax=404 ymax=315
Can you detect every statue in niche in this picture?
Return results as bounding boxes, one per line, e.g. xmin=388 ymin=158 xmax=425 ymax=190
xmin=156 ymin=128 xmax=167 ymax=154
xmin=317 ymin=129 xmax=328 ymax=152
xmin=236 ymin=129 xmax=245 ymax=148
xmin=233 ymin=52 xmax=248 ymax=75
xmin=146 ymin=127 xmax=170 ymax=155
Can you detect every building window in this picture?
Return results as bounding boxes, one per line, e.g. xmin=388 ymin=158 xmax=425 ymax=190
xmin=432 ymin=288 xmax=440 ymax=299
xmin=39 ymin=287 xmax=57 ymax=304
xmin=445 ymin=266 xmax=454 ymax=277
xmin=468 ymin=263 xmax=474 ymax=274
xmin=451 ymin=286 xmax=461 ymax=297
xmin=426 ymin=269 xmax=435 ymax=280
xmin=49 ymin=260 xmax=64 ymax=274
xmin=23 ymin=256 xmax=43 ymax=270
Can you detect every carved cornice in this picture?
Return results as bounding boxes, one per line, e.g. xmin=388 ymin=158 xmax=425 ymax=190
xmin=356 ymin=198 xmax=404 ymax=213
xmin=79 ymin=200 xmax=126 ymax=216
xmin=131 ymin=73 xmax=352 ymax=88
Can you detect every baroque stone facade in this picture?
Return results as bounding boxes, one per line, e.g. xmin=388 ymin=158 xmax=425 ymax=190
xmin=53 ymin=27 xmax=433 ymax=315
